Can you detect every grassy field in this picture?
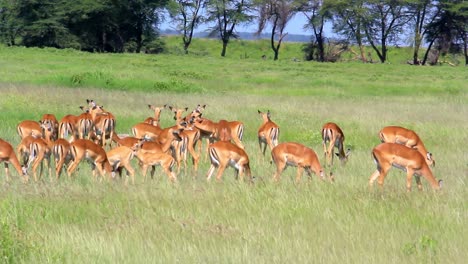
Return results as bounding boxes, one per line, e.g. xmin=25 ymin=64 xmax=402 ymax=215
xmin=0 ymin=41 xmax=467 ymax=263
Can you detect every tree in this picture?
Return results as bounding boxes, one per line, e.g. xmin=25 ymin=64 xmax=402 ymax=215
xmin=206 ymin=0 xmax=254 ymax=57
xmin=423 ymin=0 xmax=468 ymax=65
xmin=168 ymin=0 xmax=206 ymax=54
xmin=325 ymin=0 xmax=368 ymax=62
xmin=361 ymin=0 xmax=411 ymax=63
xmin=256 ymin=0 xmax=298 ymax=60
xmin=299 ymin=0 xmax=332 ymax=62
xmin=404 ymin=0 xmax=440 ymax=65
xmin=0 ymin=0 xmax=22 ymax=46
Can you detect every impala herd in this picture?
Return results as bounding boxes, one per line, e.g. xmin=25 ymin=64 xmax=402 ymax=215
xmin=0 ymin=100 xmax=442 ymax=192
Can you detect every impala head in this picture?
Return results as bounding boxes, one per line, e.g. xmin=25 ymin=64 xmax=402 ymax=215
xmin=426 ymin=152 xmax=436 ymax=167
xmin=86 ymin=99 xmax=96 ymax=108
xmin=336 ymin=148 xmax=351 ymax=165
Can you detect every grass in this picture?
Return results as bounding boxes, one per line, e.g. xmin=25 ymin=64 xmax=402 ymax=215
xmin=0 ymin=42 xmax=467 ymax=263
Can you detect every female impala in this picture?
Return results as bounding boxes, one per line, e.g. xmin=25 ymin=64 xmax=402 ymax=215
xmin=369 ymin=143 xmax=442 ymax=191
xmin=321 ymin=122 xmax=350 ymax=167
xmin=0 ymin=139 xmax=28 ymax=182
xmin=206 ymin=141 xmax=251 ymax=182
xmin=257 ymin=110 xmax=280 ymax=156
xmin=271 ymin=142 xmax=325 ymax=183
xmin=106 ymin=143 xmax=139 ymax=184
xmin=379 ymin=126 xmax=435 ymax=167
xmin=67 ymin=139 xmax=112 ymax=181
xmin=40 ymin=114 xmax=59 ymax=140
xmin=52 ymin=138 xmax=71 ymax=179
xmin=17 ymin=120 xmax=42 ymax=140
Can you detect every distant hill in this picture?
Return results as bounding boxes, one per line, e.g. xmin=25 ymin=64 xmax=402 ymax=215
xmin=160 ymin=29 xmax=312 ymax=43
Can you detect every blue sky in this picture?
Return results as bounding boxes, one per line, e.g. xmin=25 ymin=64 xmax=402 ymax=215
xmin=161 ymin=13 xmax=333 ymax=36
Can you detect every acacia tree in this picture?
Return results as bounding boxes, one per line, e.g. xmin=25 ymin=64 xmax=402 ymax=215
xmin=404 ymin=0 xmax=440 ymax=65
xmin=424 ymin=0 xmax=468 ymax=65
xmin=325 ymin=0 xmax=368 ymax=62
xmin=299 ymin=0 xmax=331 ymax=62
xmin=206 ymin=0 xmax=254 ymax=57
xmin=256 ymin=0 xmax=298 ymax=60
xmin=361 ymin=0 xmax=412 ymax=63
xmin=168 ymin=0 xmax=206 ymax=54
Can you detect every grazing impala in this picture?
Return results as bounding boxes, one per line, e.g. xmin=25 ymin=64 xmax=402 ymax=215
xmin=369 ymin=143 xmax=442 ymax=191
xmin=17 ymin=120 xmax=42 ymax=140
xmin=58 ymin=114 xmax=79 ymax=140
xmin=77 ymin=106 xmax=94 ymax=140
xmin=52 ymin=138 xmax=72 ymax=179
xmin=0 ymin=139 xmax=28 ymax=182
xmin=271 ymin=142 xmax=325 ymax=183
xmin=379 ymin=126 xmax=435 ymax=167
xmin=257 ymin=110 xmax=280 ymax=156
xmin=321 ymin=122 xmax=350 ymax=167
xmin=206 ymin=141 xmax=251 ymax=182
xmin=67 ymin=139 xmax=112 ymax=181
xmin=40 ymin=114 xmax=59 ymax=140
xmin=27 ymin=137 xmax=52 ymax=182
xmin=106 ymin=143 xmax=139 ymax=184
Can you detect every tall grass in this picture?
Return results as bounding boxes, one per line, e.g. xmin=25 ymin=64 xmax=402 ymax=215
xmin=0 ymin=45 xmax=466 ymax=263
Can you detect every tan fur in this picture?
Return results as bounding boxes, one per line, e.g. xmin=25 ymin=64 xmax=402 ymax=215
xmin=369 ymin=143 xmax=441 ymax=191
xmin=257 ymin=110 xmax=280 ymax=156
xmin=0 ymin=139 xmax=27 ymax=182
xmin=379 ymin=126 xmax=435 ymax=167
xmin=271 ymin=142 xmax=325 ymax=183
xmin=321 ymin=122 xmax=349 ymax=167
xmin=206 ymin=141 xmax=251 ymax=182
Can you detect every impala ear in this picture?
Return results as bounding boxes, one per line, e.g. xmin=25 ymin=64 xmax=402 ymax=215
xmin=258 ymin=110 xmax=261 ymax=114
xmin=148 ymin=104 xmax=152 ymax=109
xmin=438 ymin=179 xmax=443 ymax=189
xmin=346 ymin=148 xmax=351 ymax=156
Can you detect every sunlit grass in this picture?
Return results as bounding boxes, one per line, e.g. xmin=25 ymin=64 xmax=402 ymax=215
xmin=0 ymin=43 xmax=467 ymax=263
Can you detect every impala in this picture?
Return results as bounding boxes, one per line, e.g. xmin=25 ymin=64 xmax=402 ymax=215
xmin=17 ymin=133 xmax=39 ymax=166
xmin=17 ymin=120 xmax=42 ymax=140
xmin=87 ymin=102 xmax=116 ymax=147
xmin=106 ymin=143 xmax=139 ymax=184
xmin=167 ymin=106 xmax=201 ymax=174
xmin=52 ymin=138 xmax=72 ymax=179
xmin=135 ymin=128 xmax=183 ymax=182
xmin=77 ymin=106 xmax=94 ymax=140
xmin=26 ymin=122 xmax=55 ymax=181
xmin=40 ymin=114 xmax=59 ymax=140
xmin=215 ymin=119 xmax=232 ymax=142
xmin=0 ymin=138 xmax=28 ymax=182
xmin=271 ymin=142 xmax=325 ymax=183
xmin=112 ymin=133 xmax=141 ymax=148
xmin=321 ymin=122 xmax=350 ymax=167
xmin=369 ymin=143 xmax=442 ymax=191
xmin=206 ymin=141 xmax=251 ymax=182
xmin=58 ymin=114 xmax=79 ymax=140
xmin=27 ymin=137 xmax=52 ymax=182
xmin=132 ymin=122 xmax=163 ymax=141
xmin=67 ymin=139 xmax=112 ymax=181
xmin=147 ymin=104 xmax=165 ymax=127
xmin=379 ymin=126 xmax=435 ymax=167
xmin=257 ymin=110 xmax=280 ymax=156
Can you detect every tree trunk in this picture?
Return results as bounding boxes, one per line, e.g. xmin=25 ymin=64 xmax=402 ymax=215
xmin=422 ymin=37 xmax=436 ymax=65
xmin=221 ymin=41 xmax=228 ymax=57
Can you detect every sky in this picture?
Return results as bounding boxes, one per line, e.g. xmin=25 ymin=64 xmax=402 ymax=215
xmin=160 ymin=12 xmax=334 ymax=37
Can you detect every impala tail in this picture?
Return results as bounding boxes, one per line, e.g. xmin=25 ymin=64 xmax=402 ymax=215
xmin=209 ymin=147 xmax=220 ymax=167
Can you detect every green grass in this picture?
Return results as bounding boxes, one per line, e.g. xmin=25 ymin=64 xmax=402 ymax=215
xmin=0 ymin=43 xmax=467 ymax=263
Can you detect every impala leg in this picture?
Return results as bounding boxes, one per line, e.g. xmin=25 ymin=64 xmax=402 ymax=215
xmin=327 ymin=140 xmax=335 ymax=167
xmin=141 ymin=165 xmax=148 ymax=182
xmin=369 ymin=170 xmax=380 ymax=188
xmin=215 ymin=163 xmax=227 ymax=182
xmin=66 ymin=160 xmax=80 ymax=178
xmin=295 ymin=166 xmax=305 ymax=183
xmin=124 ymin=164 xmax=135 ymax=185
xmin=415 ymin=175 xmax=423 ymax=191
xmin=4 ymin=164 xmax=10 ymax=182
xmin=206 ymin=165 xmax=216 ymax=181
xmin=273 ymin=161 xmax=286 ymax=182
xmin=406 ymin=168 xmax=414 ymax=192
xmin=377 ymin=167 xmax=390 ymax=191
